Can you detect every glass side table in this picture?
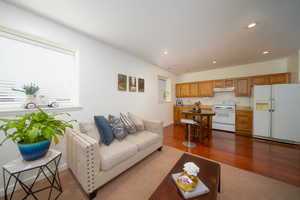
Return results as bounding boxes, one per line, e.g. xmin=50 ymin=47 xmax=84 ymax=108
xmin=2 ymin=149 xmax=62 ymax=200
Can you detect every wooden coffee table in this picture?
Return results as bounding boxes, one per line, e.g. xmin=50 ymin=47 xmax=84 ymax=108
xmin=149 ymin=153 xmax=221 ymax=200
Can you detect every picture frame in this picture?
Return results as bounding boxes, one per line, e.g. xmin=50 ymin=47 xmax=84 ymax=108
xmin=129 ymin=76 xmax=137 ymax=92
xmin=118 ymin=74 xmax=127 ymax=91
xmin=138 ymin=78 xmax=145 ymax=92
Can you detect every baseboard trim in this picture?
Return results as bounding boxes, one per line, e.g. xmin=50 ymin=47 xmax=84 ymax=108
xmin=0 ymin=162 xmax=68 ymax=197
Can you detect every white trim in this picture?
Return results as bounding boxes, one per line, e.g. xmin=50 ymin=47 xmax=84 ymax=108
xmin=0 ymin=106 xmax=83 ymax=116
xmin=0 ymin=25 xmax=76 ymax=55
xmin=0 ymin=162 xmax=68 ymax=197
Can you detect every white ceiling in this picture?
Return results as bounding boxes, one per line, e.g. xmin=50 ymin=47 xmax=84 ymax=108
xmin=5 ymin=0 xmax=300 ymax=74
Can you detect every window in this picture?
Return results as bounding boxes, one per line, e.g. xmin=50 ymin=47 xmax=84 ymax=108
xmin=0 ymin=26 xmax=78 ymax=109
xmin=158 ymin=76 xmax=171 ymax=103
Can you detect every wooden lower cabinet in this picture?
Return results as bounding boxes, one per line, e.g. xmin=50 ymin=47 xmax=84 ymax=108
xmin=236 ymin=110 xmax=253 ymax=136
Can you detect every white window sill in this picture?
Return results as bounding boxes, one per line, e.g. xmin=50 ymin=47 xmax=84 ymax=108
xmin=0 ymin=105 xmax=83 ymax=116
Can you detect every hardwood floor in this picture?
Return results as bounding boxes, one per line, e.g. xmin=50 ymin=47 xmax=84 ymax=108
xmin=163 ymin=124 xmax=300 ymax=187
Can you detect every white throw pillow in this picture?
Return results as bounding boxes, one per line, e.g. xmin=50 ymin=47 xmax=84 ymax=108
xmin=79 ymin=122 xmax=101 ymax=143
xmin=128 ymin=112 xmax=145 ymax=132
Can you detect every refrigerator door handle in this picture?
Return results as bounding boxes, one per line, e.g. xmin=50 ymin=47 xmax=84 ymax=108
xmin=271 ymin=98 xmax=275 ymax=112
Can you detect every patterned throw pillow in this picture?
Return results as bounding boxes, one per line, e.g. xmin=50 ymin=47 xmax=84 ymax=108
xmin=108 ymin=115 xmax=128 ymax=141
xmin=120 ymin=113 xmax=137 ymax=134
xmin=127 ymin=112 xmax=144 ymax=132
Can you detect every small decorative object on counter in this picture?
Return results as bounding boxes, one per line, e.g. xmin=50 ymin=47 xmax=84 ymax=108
xmin=176 ymin=162 xmax=200 ymax=192
xmin=193 ymin=101 xmax=202 ymax=113
xmin=12 ymin=83 xmax=40 ymax=108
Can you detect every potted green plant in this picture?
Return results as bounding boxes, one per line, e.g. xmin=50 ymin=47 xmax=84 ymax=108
xmin=0 ymin=107 xmax=74 ymax=161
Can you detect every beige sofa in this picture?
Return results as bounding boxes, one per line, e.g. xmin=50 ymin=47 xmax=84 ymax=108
xmin=66 ymin=118 xmax=163 ymax=199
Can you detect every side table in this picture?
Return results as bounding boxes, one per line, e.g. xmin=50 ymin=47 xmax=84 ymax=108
xmin=2 ymin=149 xmax=62 ymax=200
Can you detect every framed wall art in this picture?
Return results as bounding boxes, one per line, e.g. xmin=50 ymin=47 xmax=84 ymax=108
xmin=118 ymin=74 xmax=127 ymax=91
xmin=138 ymin=78 xmax=145 ymax=92
xmin=129 ymin=76 xmax=137 ymax=92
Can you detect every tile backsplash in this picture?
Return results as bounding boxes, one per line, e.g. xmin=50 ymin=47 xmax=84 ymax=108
xmin=180 ymin=92 xmax=252 ymax=107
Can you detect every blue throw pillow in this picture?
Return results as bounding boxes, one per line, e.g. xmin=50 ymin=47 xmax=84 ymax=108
xmin=94 ymin=116 xmax=114 ymax=145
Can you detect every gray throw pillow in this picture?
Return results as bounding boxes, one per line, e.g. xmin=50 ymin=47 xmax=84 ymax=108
xmin=108 ymin=115 xmax=128 ymax=140
xmin=120 ymin=113 xmax=137 ymax=134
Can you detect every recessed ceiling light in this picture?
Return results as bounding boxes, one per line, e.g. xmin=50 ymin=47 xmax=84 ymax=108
xmin=163 ymin=50 xmax=168 ymax=55
xmin=247 ymin=22 xmax=257 ymax=29
xmin=262 ymin=50 xmax=270 ymax=55
xmin=212 ymin=60 xmax=217 ymax=64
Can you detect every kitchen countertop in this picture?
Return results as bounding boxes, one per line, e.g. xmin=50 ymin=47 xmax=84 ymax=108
xmin=174 ymin=104 xmax=213 ymax=110
xmin=236 ymin=106 xmax=252 ymax=111
xmin=175 ymin=104 xmax=253 ymax=111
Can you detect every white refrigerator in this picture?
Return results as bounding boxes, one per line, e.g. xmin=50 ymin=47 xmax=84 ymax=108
xmin=253 ymin=84 xmax=300 ymax=144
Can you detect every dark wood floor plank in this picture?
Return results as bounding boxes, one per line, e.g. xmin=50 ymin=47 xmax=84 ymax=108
xmin=163 ymin=124 xmax=300 ymax=187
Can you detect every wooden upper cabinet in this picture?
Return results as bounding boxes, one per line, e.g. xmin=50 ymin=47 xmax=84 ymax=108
xmin=225 ymin=79 xmax=234 ymax=87
xmin=176 ymin=84 xmax=181 ymax=98
xmin=270 ymin=73 xmax=290 ymax=85
xmin=213 ymin=80 xmax=225 ymax=88
xmin=251 ymin=75 xmax=270 ymax=86
xmin=235 ymin=78 xmax=251 ymax=97
xmin=180 ymin=83 xmax=190 ymax=97
xmin=189 ymin=82 xmax=199 ymax=97
xmin=199 ymin=81 xmax=214 ymax=97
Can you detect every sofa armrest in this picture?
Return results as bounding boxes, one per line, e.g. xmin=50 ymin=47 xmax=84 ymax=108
xmin=143 ymin=119 xmax=163 ymax=136
xmin=66 ymin=128 xmax=100 ymax=194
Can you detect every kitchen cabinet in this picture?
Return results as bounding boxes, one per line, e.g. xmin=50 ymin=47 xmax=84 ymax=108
xmin=236 ymin=110 xmax=253 ymax=136
xmin=175 ymin=73 xmax=291 ymax=98
xmin=213 ymin=80 xmax=225 ymax=88
xmin=180 ymin=83 xmax=190 ymax=97
xmin=251 ymin=75 xmax=270 ymax=86
xmin=225 ymin=79 xmax=234 ymax=87
xmin=199 ymin=81 xmax=214 ymax=97
xmin=189 ymin=82 xmax=199 ymax=97
xmin=235 ymin=78 xmax=251 ymax=97
xmin=270 ymin=73 xmax=290 ymax=85
xmin=176 ymin=84 xmax=181 ymax=98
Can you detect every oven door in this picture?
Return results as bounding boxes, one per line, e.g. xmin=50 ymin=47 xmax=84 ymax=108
xmin=213 ymin=106 xmax=235 ymax=124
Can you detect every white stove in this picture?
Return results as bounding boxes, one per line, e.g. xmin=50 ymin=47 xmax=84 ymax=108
xmin=212 ymin=104 xmax=236 ymax=132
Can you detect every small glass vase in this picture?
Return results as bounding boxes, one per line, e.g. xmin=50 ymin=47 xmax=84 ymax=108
xmin=176 ymin=172 xmax=199 ymax=192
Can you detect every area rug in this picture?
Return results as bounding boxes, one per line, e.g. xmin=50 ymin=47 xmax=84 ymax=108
xmin=2 ymin=146 xmax=300 ymax=200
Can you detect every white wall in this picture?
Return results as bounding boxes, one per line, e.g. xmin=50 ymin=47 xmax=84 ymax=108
xmin=0 ymin=1 xmax=175 ymax=194
xmin=176 ymin=58 xmax=288 ymax=107
xmin=177 ymin=58 xmax=287 ymax=83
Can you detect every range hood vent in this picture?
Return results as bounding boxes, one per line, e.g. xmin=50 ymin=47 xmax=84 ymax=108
xmin=213 ymin=87 xmax=235 ymax=92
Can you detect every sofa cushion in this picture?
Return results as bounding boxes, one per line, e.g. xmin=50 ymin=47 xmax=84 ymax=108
xmin=125 ymin=131 xmax=160 ymax=151
xmin=99 ymin=140 xmax=138 ymax=170
xmin=94 ymin=116 xmax=114 ymax=145
xmin=127 ymin=112 xmax=145 ymax=132
xmin=107 ymin=115 xmax=128 ymax=141
xmin=79 ymin=122 xmax=101 ymax=144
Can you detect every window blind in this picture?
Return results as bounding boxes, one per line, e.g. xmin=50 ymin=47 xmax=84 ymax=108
xmin=0 ymin=26 xmax=78 ymax=108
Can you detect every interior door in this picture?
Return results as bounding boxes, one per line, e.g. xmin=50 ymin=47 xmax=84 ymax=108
xmin=271 ymin=84 xmax=300 ymax=142
xmin=253 ymin=85 xmax=271 ymax=137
